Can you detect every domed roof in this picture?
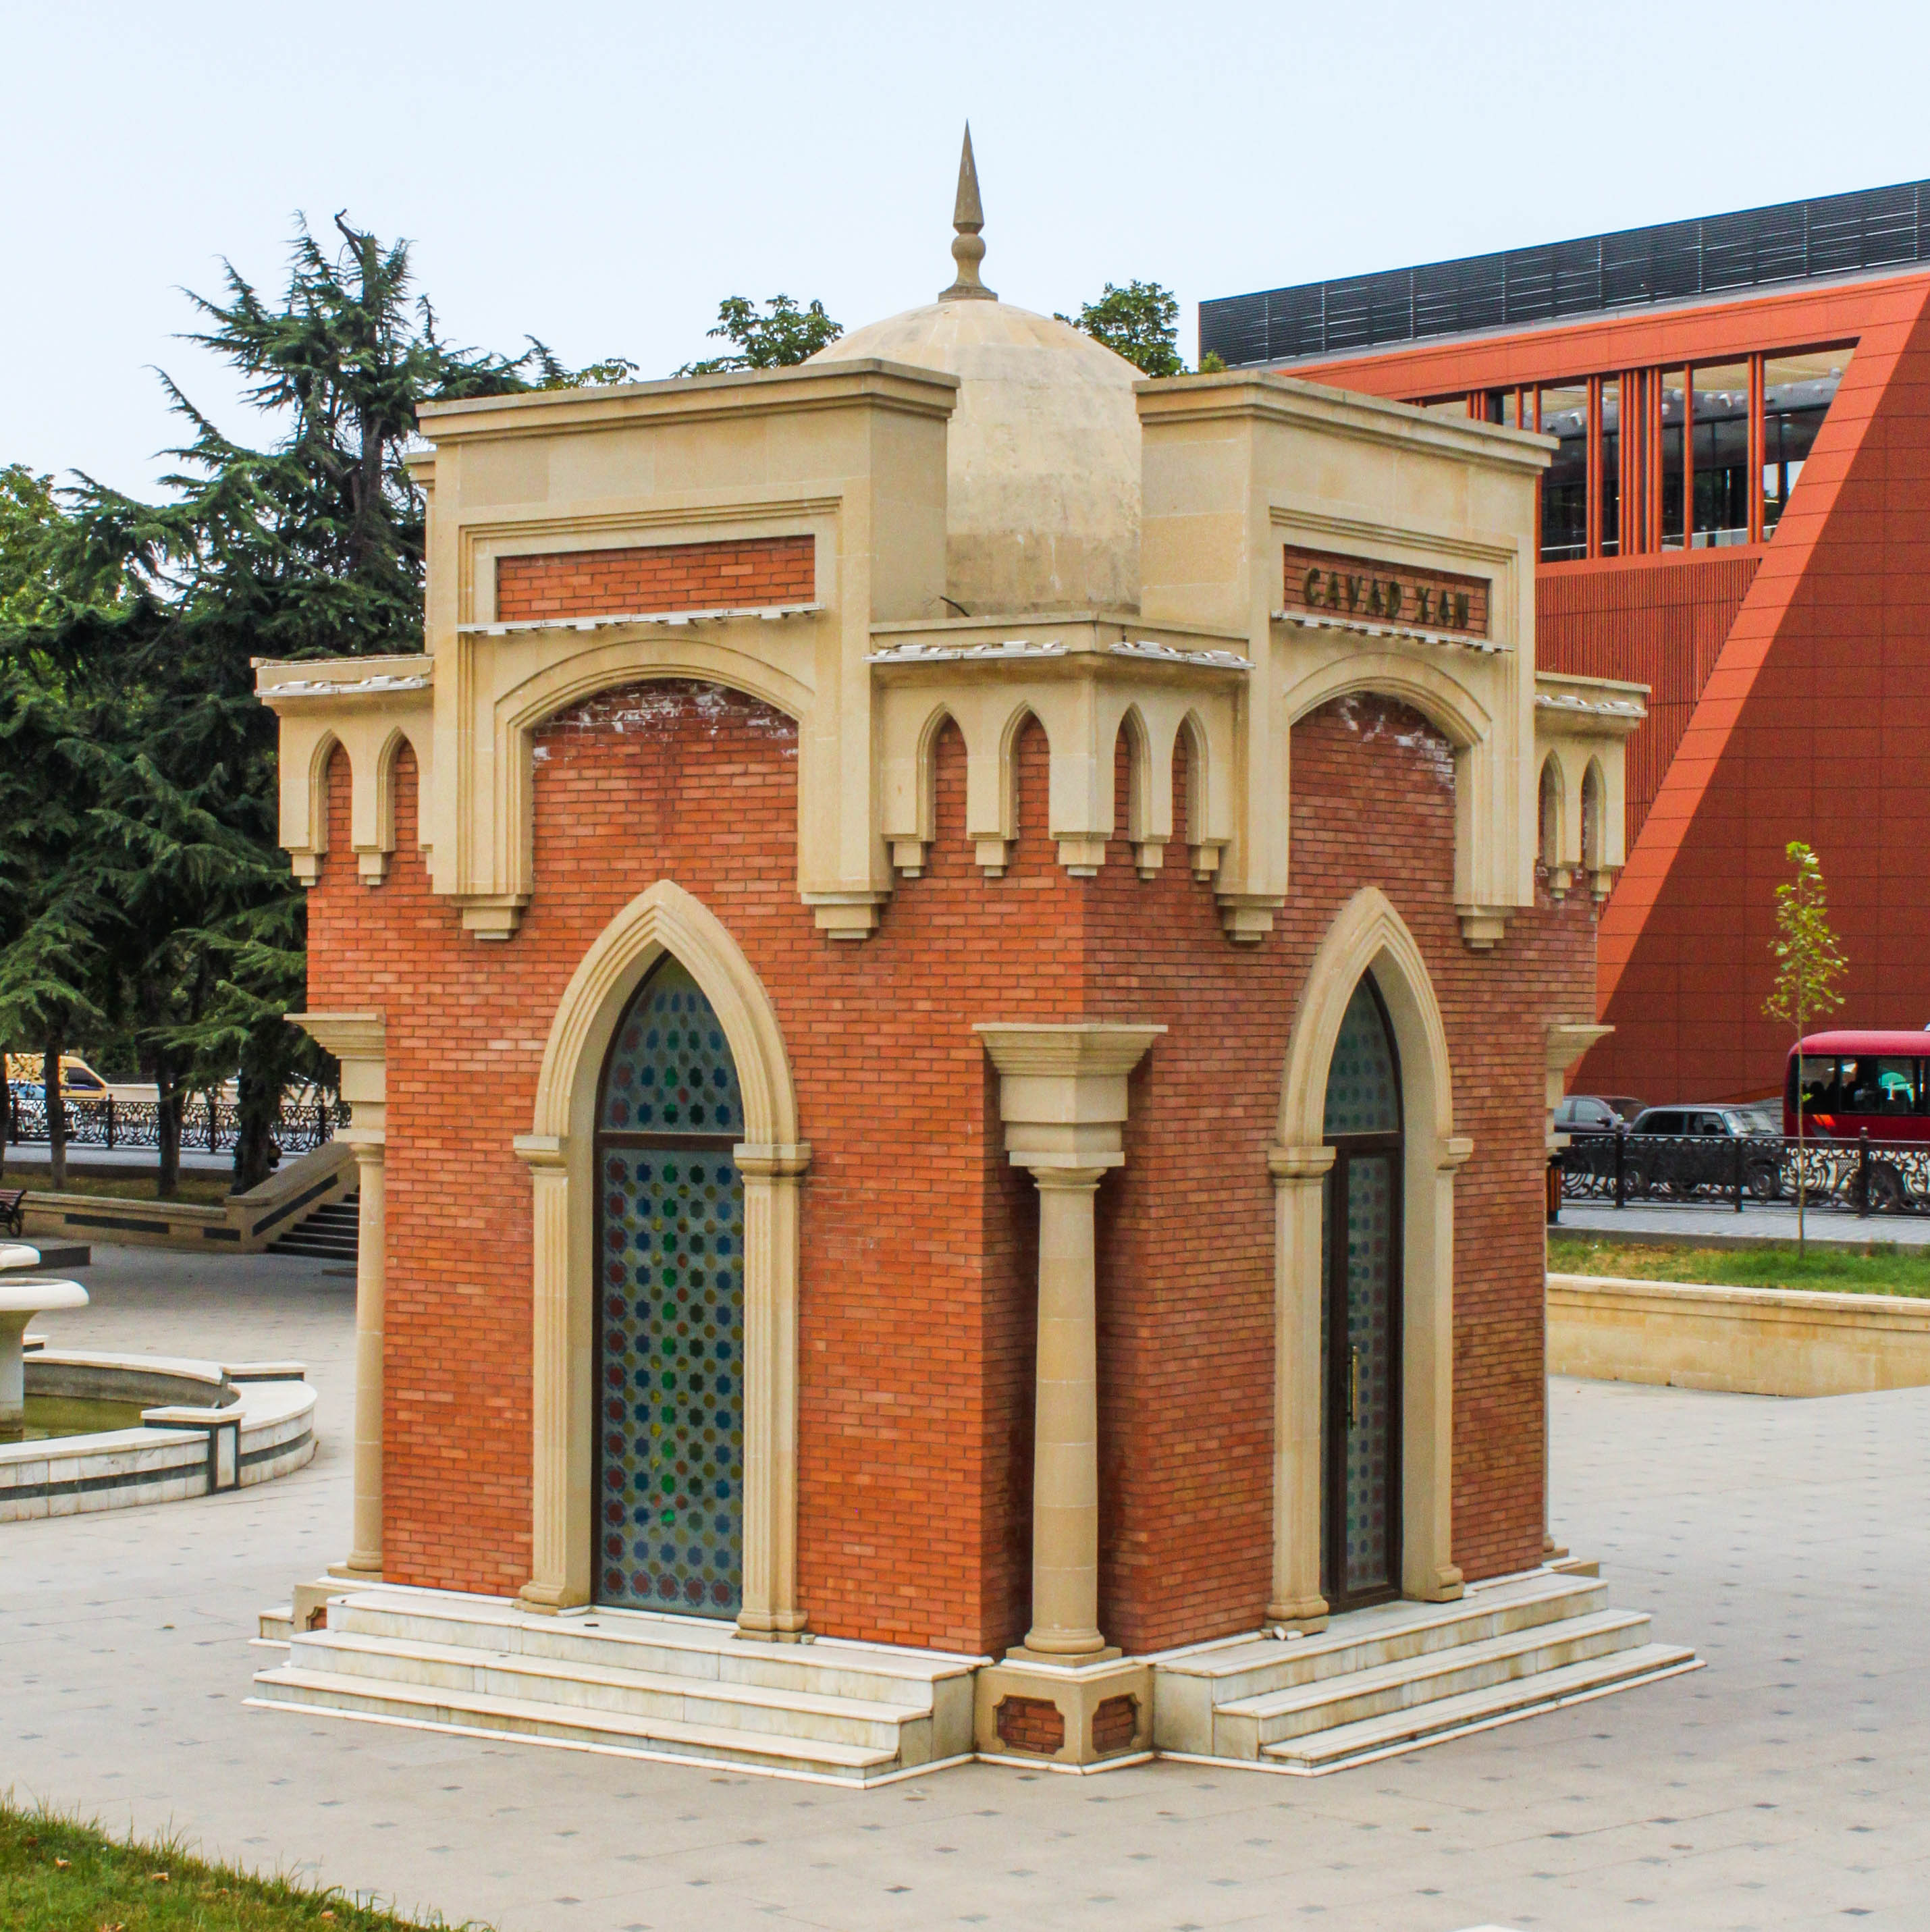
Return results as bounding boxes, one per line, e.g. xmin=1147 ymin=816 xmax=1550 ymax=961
xmin=809 ymin=136 xmax=1143 ymax=616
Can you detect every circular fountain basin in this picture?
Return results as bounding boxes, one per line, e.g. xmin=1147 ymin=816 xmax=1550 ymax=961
xmin=13 ymin=1393 xmax=146 ymax=1441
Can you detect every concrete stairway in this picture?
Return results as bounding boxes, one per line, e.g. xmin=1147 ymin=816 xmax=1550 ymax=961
xmin=268 ymin=1191 xmax=358 ymax=1262
xmin=249 ymin=1585 xmax=984 ymax=1783
xmin=1151 ymin=1568 xmax=1697 ymax=1774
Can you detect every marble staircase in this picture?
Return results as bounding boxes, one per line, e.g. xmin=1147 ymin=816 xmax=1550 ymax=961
xmin=249 ymin=1585 xmax=984 ymax=1784
xmin=1150 ymin=1567 xmax=1697 ymax=1774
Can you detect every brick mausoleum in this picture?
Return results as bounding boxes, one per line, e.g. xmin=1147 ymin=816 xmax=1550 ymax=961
xmin=251 ymin=144 xmax=1667 ymax=1775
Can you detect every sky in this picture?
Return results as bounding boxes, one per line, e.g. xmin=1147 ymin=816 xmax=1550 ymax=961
xmin=5 ymin=0 xmax=1929 ymax=498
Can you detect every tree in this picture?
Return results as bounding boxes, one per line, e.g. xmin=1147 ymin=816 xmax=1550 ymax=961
xmin=1056 ymin=280 xmax=1186 ymax=378
xmin=8 ymin=215 xmax=631 ymax=1193
xmin=680 ymin=296 xmax=842 ymax=375
xmin=1763 ymin=839 xmax=1847 ymax=1250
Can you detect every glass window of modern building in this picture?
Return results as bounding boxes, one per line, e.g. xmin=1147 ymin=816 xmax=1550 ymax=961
xmin=1539 ymin=385 xmax=1588 ymax=562
xmin=1659 ymin=369 xmax=1687 ymax=549
xmin=1599 ymin=377 xmax=1621 ymax=558
xmin=1763 ymin=347 xmax=1853 ymax=536
xmin=1690 ymin=363 xmax=1750 ymax=547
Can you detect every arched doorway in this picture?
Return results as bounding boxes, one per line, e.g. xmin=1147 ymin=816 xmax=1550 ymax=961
xmin=593 ymin=956 xmax=747 ymax=1617
xmin=1320 ymin=973 xmax=1404 ymax=1611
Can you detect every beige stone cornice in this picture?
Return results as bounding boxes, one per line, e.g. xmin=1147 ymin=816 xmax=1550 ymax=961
xmin=1135 ymin=370 xmax=1554 ymax=474
xmin=974 ymin=1023 xmax=1167 ymax=1082
xmin=416 ymin=358 xmax=959 ymax=443
xmin=288 ymin=1011 xmax=385 ymax=1065
xmin=1535 ymin=671 xmax=1648 ymax=739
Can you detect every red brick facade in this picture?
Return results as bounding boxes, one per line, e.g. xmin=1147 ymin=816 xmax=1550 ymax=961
xmin=495 ymin=535 xmax=815 ymax=623
xmin=306 ymin=682 xmax=1593 ymax=1654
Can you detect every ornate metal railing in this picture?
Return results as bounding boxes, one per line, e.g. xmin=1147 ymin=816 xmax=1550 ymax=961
xmin=1557 ymin=1128 xmax=1930 ymax=1216
xmin=1 ymin=1090 xmax=346 ymax=1156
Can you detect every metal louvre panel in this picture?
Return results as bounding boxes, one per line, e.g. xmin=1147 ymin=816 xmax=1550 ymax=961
xmin=1200 ymin=178 xmax=1930 ymax=367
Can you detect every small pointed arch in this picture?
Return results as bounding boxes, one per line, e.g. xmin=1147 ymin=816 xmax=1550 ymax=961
xmin=1115 ymin=703 xmax=1154 ymax=847
xmin=996 ymin=701 xmax=1048 ymax=855
xmin=1580 ymin=756 xmax=1607 ymax=872
xmin=1177 ymin=709 xmax=1212 ymax=847
xmin=1537 ymin=750 xmax=1566 ymax=871
xmin=307 ymin=728 xmax=346 ymax=863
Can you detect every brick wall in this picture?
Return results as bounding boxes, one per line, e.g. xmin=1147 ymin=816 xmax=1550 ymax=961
xmin=495 ymin=536 xmax=814 ymax=623
xmin=306 ymin=683 xmax=1593 ymax=1651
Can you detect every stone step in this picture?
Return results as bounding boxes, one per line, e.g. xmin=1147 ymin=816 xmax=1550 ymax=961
xmin=1152 ymin=1572 xmax=1608 ymax=1746
xmin=249 ymin=1666 xmax=905 ymax=1780
xmin=292 ymin=1627 xmax=930 ymax=1750
xmin=1214 ymin=1607 xmax=1651 ymax=1754
xmin=1260 ymin=1642 xmax=1700 ymax=1772
xmin=326 ymin=1589 xmax=979 ymax=1709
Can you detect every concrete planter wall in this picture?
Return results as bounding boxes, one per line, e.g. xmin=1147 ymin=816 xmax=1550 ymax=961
xmin=1547 ymin=1274 xmax=1930 ymax=1399
xmin=9 ymin=1139 xmax=353 ymax=1253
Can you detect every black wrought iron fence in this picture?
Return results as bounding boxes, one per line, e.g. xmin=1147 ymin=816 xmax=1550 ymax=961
xmin=1 ymin=1090 xmax=345 ymax=1156
xmin=1557 ymin=1127 xmax=1930 ymax=1216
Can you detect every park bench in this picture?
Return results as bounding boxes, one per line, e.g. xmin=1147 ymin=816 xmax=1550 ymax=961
xmin=0 ymin=1189 xmax=24 ymax=1237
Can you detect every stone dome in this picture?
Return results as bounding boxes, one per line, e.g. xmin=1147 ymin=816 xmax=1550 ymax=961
xmin=811 ymin=298 xmax=1144 ymax=618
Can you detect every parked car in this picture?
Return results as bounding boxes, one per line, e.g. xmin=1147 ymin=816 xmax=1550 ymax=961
xmin=1554 ymin=1095 xmax=1627 ymax=1133
xmin=3 ymin=1052 xmax=112 ymax=1097
xmin=1624 ymin=1105 xmax=1781 ymax=1200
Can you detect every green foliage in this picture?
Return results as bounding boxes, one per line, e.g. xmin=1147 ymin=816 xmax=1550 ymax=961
xmin=680 ymin=295 xmax=842 ymax=375
xmin=1 ymin=214 xmax=626 ymax=1190
xmin=0 ymin=1796 xmax=481 ymax=1930
xmin=1199 ymin=350 xmax=1227 ymax=374
xmin=1056 ymin=280 xmax=1186 ymax=378
xmin=1763 ymin=840 xmax=1848 ymax=1038
xmin=1549 ymin=1235 xmax=1930 ymax=1298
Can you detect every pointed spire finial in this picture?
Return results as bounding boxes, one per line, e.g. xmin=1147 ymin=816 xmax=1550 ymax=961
xmin=939 ymin=123 xmax=997 ymax=302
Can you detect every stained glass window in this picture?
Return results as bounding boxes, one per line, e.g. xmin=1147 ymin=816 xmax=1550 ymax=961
xmin=1323 ymin=978 xmax=1400 ymax=1137
xmin=595 ymin=959 xmax=745 ymax=1617
xmin=600 ymin=960 xmax=745 ymax=1136
xmin=1341 ymin=1153 xmax=1396 ymax=1598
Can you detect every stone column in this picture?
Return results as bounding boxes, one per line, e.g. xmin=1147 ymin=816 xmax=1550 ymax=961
xmin=1543 ymin=1022 xmax=1611 ymax=1559
xmin=734 ymin=1142 xmax=811 ymax=1640
xmin=288 ymin=1012 xmax=387 ymax=1588
xmin=972 ymin=1022 xmax=1162 ymax=1767
xmin=513 ymin=1133 xmax=584 ymax=1610
xmin=338 ymin=1130 xmax=386 ymax=1576
xmin=1266 ymin=1144 xmax=1334 ymax=1631
xmin=1025 ymin=1164 xmax=1110 ymax=1655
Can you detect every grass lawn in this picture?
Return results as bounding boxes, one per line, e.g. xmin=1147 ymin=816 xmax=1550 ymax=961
xmin=1549 ymin=1233 xmax=1930 ymax=1298
xmin=0 ymin=1800 xmax=473 ymax=1932
xmin=0 ymin=1164 xmax=232 ymax=1205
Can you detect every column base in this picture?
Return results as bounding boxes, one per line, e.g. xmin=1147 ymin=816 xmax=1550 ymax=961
xmin=517 ymin=1580 xmax=588 ymax=1615
xmin=974 ymin=1653 xmax=1152 ymax=1768
xmin=1004 ymin=1643 xmax=1121 ymax=1666
xmin=292 ymin=1576 xmax=359 ymax=1634
xmin=1264 ymin=1592 xmax=1330 ymax=1635
xmin=326 ymin=1559 xmax=383 ymax=1584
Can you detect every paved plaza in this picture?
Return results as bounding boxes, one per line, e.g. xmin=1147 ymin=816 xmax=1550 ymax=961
xmin=3 ymin=1244 xmax=1927 ymax=1931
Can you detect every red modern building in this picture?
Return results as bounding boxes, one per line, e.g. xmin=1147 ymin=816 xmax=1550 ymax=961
xmin=1204 ymin=180 xmax=1930 ymax=1104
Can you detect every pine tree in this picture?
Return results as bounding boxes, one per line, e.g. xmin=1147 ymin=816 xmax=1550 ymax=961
xmin=11 ymin=215 xmax=631 ymax=1191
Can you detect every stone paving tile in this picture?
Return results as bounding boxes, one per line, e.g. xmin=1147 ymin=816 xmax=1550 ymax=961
xmin=6 ymin=1243 xmax=1930 ymax=1930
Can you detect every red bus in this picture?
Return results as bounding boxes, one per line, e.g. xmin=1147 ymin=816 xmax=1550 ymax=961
xmin=1784 ymin=1030 xmax=1930 ymax=1143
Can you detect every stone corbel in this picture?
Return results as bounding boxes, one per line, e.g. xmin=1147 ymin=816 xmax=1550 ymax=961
xmin=1456 ymin=907 xmax=1511 ymax=951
